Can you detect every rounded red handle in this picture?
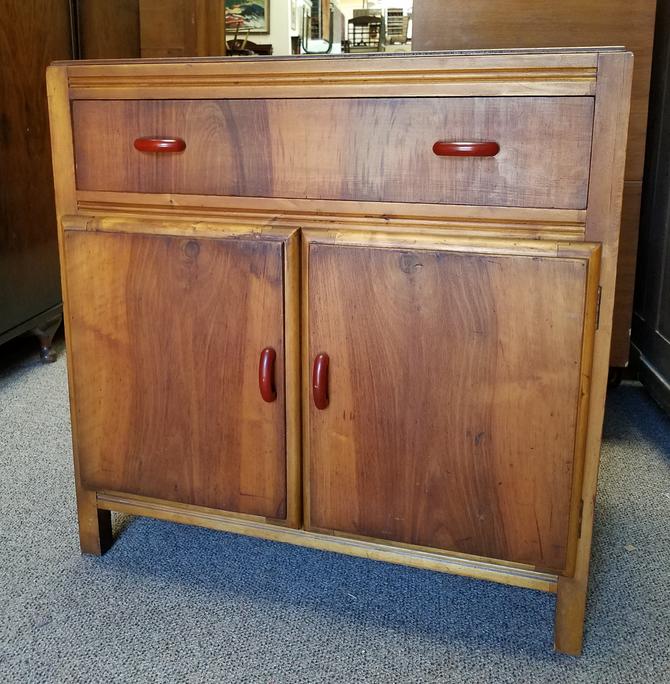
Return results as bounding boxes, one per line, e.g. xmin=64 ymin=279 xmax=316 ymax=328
xmin=312 ymin=353 xmax=329 ymax=410
xmin=432 ymin=141 xmax=500 ymax=157
xmin=259 ymin=347 xmax=277 ymax=403
xmin=133 ymin=137 xmax=186 ymax=153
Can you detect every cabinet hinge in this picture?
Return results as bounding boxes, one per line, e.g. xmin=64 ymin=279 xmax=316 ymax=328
xmin=595 ymin=286 xmax=603 ymax=330
xmin=578 ymin=499 xmax=585 ymax=539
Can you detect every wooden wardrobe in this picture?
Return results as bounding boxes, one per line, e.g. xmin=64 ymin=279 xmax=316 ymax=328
xmin=0 ymin=0 xmax=144 ymax=362
xmin=0 ymin=1 xmax=74 ymax=360
xmin=412 ymin=0 xmax=658 ymax=369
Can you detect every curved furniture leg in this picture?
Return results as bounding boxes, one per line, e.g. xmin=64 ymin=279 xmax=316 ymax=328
xmin=31 ymin=314 xmax=62 ymax=363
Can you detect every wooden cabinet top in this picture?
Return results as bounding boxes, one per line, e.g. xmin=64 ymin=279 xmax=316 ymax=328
xmin=54 ymin=44 xmax=627 ymax=65
xmin=52 ymin=47 xmax=630 ymax=100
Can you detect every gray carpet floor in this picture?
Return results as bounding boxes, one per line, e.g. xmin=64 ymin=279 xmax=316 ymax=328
xmin=0 ymin=339 xmax=668 ymax=683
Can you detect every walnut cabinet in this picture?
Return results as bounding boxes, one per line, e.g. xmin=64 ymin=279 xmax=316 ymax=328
xmin=47 ymin=49 xmax=632 ymax=655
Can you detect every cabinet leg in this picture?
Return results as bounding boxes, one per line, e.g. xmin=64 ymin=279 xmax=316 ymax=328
xmin=554 ymin=575 xmax=588 ymax=655
xmin=31 ymin=314 xmax=62 ymax=363
xmin=77 ymin=490 xmax=113 ymax=555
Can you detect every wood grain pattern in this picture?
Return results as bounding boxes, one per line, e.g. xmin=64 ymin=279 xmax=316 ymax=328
xmin=75 ymin=191 xmax=588 ymax=240
xmin=47 ymin=67 xmax=113 ymax=555
xmin=556 ymin=51 xmax=633 ymax=655
xmin=0 ymin=1 xmax=71 ymax=338
xmin=283 ymin=229 xmax=302 ymax=527
xmin=77 ymin=0 xmax=141 ymax=59
xmin=412 ymin=0 xmax=655 ymax=180
xmin=64 ymin=228 xmax=287 ymax=518
xmin=305 ymin=238 xmax=598 ymax=573
xmin=62 ymin=49 xmax=599 ymax=100
xmin=72 ymin=97 xmax=594 ymax=210
xmin=139 ymin=0 xmax=226 ymax=58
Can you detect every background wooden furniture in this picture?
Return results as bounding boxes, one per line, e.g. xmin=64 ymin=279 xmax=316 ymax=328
xmin=76 ymin=0 xmax=141 ymax=58
xmin=226 ymin=39 xmax=274 ymax=56
xmin=344 ymin=15 xmax=384 ymax=52
xmin=0 ymin=0 xmax=149 ymax=362
xmin=48 ymin=48 xmax=631 ymax=655
xmin=385 ymin=8 xmax=409 ymax=45
xmin=139 ymin=0 xmax=226 ymax=57
xmin=633 ymin=0 xmax=670 ymax=414
xmin=412 ymin=0 xmax=658 ymax=369
xmin=0 ymin=0 xmax=75 ymax=360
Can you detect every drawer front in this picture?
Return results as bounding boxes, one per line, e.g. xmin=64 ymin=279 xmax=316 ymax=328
xmin=72 ymin=97 xmax=594 ymax=209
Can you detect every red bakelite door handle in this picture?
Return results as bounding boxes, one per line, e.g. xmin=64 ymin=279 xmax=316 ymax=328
xmin=133 ymin=137 xmax=186 ymax=153
xmin=259 ymin=347 xmax=277 ymax=403
xmin=432 ymin=141 xmax=500 ymax=157
xmin=312 ymin=353 xmax=329 ymax=410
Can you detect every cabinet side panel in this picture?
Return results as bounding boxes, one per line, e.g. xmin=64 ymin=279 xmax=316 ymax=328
xmin=64 ymin=230 xmax=287 ymax=519
xmin=307 ymin=243 xmax=591 ymax=572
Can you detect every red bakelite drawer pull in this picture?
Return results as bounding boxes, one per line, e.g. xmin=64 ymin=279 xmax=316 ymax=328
xmin=133 ymin=137 xmax=186 ymax=153
xmin=312 ymin=353 xmax=329 ymax=410
xmin=259 ymin=348 xmax=277 ymax=403
xmin=432 ymin=141 xmax=500 ymax=157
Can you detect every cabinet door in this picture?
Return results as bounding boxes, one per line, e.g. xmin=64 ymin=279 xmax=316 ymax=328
xmin=64 ymin=227 xmax=289 ymax=519
xmin=305 ymin=233 xmax=600 ymax=573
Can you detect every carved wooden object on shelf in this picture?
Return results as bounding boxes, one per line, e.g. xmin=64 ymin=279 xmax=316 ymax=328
xmin=47 ymin=48 xmax=632 ymax=655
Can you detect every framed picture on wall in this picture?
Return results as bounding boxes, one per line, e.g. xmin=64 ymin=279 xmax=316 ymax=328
xmin=225 ymin=0 xmax=270 ymax=34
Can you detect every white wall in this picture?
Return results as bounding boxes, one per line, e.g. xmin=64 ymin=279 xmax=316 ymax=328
xmin=335 ymin=0 xmax=412 ymax=41
xmin=268 ymin=0 xmax=292 ymax=55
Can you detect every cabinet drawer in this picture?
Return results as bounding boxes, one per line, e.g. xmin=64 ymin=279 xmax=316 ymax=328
xmin=72 ymin=97 xmax=594 ymax=209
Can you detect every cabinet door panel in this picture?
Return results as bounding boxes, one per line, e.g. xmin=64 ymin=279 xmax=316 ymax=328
xmin=306 ymin=239 xmax=598 ymax=573
xmin=65 ymin=229 xmax=286 ymax=519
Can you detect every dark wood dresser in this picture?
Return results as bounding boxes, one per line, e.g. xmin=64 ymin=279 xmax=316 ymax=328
xmin=0 ymin=1 xmax=74 ymax=359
